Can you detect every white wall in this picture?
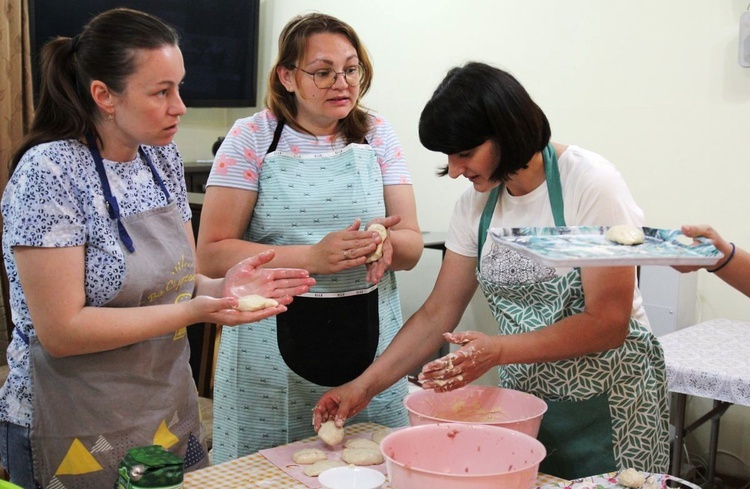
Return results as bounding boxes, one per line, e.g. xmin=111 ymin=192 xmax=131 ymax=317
xmin=175 ymin=0 xmax=750 ymax=468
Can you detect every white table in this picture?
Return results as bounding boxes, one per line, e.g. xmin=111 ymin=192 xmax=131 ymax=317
xmin=659 ymin=319 xmax=750 ymax=487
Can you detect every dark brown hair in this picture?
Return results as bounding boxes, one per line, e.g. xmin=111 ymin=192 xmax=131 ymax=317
xmin=10 ymin=7 xmax=179 ymax=173
xmin=419 ymin=62 xmax=551 ymax=182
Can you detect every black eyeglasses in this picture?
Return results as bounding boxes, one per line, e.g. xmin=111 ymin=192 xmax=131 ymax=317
xmin=293 ymin=64 xmax=365 ymax=89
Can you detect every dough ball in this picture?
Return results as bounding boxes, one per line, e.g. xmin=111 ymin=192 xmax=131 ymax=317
xmin=291 ymin=448 xmax=327 ymax=465
xmin=605 ymin=224 xmax=645 ymax=246
xmin=344 ymin=438 xmax=380 ymax=451
xmin=302 ymin=459 xmax=346 ymax=477
xmin=365 ymin=223 xmax=388 ymax=263
xmin=371 ymin=428 xmax=391 ymax=445
xmin=341 ymin=447 xmax=384 ymax=466
xmin=617 ymin=468 xmax=647 ymax=488
xmin=318 ymin=420 xmax=345 ymax=446
xmin=236 ymin=294 xmax=278 ymax=312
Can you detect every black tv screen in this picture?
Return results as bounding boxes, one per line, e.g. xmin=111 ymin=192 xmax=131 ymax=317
xmin=29 ymin=0 xmax=260 ymax=107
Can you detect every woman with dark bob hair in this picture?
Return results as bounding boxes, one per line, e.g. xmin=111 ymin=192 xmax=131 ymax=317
xmin=315 ymin=62 xmax=669 ymax=479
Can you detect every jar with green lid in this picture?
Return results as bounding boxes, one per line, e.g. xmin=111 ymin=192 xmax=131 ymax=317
xmin=116 ymin=445 xmax=184 ymax=489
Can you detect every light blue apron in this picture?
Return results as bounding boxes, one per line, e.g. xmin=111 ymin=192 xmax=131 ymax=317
xmin=476 ymin=144 xmax=669 ymax=480
xmin=212 ymin=123 xmax=408 ymax=462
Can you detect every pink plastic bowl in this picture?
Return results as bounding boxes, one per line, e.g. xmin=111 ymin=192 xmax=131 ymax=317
xmin=404 ymin=385 xmax=547 ymax=437
xmin=381 ymin=423 xmax=546 ymax=489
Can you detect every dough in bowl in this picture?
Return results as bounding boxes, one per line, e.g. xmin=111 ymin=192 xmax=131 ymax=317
xmin=236 ymin=294 xmax=278 ymax=312
xmin=605 ymin=224 xmax=645 ymax=246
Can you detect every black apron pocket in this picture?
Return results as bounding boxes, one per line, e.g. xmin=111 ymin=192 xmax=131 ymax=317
xmin=276 ymin=290 xmax=380 ymax=386
xmin=537 ymin=393 xmax=617 ymax=480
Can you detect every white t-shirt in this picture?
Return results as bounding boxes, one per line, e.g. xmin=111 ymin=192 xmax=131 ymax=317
xmin=446 ymin=144 xmax=649 ymax=325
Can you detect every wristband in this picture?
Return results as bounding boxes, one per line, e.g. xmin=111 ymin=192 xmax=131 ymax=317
xmin=708 ymin=242 xmax=735 ymax=273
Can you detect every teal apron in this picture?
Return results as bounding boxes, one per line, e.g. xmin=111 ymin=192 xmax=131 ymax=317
xmin=211 ymin=123 xmax=408 ymax=462
xmin=476 ymin=144 xmax=669 ymax=480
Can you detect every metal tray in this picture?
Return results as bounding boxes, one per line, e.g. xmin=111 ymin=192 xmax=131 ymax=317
xmin=488 ymin=226 xmax=723 ymax=267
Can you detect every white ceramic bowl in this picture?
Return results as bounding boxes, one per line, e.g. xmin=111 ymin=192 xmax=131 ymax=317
xmin=318 ymin=465 xmax=386 ymax=489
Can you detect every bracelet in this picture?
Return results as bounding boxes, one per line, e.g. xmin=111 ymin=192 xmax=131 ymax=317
xmin=708 ymin=242 xmax=735 ymax=273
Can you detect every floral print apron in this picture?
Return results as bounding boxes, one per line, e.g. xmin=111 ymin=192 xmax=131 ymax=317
xmin=475 ymin=144 xmax=669 ymax=480
xmin=212 ymin=124 xmax=408 ymax=462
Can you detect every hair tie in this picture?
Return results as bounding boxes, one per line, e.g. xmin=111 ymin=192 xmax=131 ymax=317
xmin=70 ymin=34 xmax=80 ymax=53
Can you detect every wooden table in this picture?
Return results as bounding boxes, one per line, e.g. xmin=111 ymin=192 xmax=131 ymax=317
xmin=184 ymin=422 xmax=565 ymax=488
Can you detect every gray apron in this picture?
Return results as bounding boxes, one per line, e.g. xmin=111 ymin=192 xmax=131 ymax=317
xmin=211 ymin=123 xmax=408 ymax=461
xmin=26 ymin=137 xmax=206 ymax=488
xmin=476 ymin=144 xmax=669 ymax=480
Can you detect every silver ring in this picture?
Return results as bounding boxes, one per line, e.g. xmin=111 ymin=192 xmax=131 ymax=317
xmin=343 ymin=249 xmax=350 ymax=259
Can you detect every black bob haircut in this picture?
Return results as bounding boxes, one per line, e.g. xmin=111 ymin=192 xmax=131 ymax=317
xmin=418 ymin=62 xmax=551 ymax=182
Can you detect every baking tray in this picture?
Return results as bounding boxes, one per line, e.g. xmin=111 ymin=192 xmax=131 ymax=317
xmin=488 ymin=226 xmax=723 ymax=267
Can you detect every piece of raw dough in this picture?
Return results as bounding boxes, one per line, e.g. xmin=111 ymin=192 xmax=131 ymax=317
xmin=605 ymin=224 xmax=645 ymax=246
xmin=302 ymin=459 xmax=347 ymax=477
xmin=318 ymin=420 xmax=345 ymax=446
xmin=236 ymin=294 xmax=279 ymax=312
xmin=371 ymin=428 xmax=391 ymax=445
xmin=291 ymin=448 xmax=327 ymax=465
xmin=341 ymin=447 xmax=384 ymax=466
xmin=344 ymin=438 xmax=380 ymax=451
xmin=617 ymin=468 xmax=647 ymax=488
xmin=365 ymin=223 xmax=388 ymax=263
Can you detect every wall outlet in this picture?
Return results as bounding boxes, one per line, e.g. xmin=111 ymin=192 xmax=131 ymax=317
xmin=740 ymin=11 xmax=750 ymax=68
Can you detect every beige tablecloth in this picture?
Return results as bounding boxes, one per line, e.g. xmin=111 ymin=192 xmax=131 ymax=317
xmin=184 ymin=422 xmax=566 ymax=488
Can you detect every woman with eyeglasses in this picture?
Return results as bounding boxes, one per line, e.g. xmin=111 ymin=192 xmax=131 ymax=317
xmin=196 ymin=12 xmax=423 ymax=460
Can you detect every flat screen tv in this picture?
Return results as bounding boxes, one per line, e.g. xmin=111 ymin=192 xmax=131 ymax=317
xmin=29 ymin=0 xmax=260 ymax=107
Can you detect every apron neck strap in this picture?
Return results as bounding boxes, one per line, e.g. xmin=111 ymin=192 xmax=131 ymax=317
xmin=85 ymin=132 xmax=171 ymax=253
xmin=476 ymin=143 xmax=566 ymax=272
xmin=543 ymin=143 xmax=566 ymax=227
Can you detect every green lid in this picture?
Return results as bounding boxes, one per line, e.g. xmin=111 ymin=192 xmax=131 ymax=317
xmin=0 ymin=481 xmax=24 ymax=489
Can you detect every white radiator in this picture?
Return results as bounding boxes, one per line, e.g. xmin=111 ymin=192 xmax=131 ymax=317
xmin=639 ymin=266 xmax=698 ymax=337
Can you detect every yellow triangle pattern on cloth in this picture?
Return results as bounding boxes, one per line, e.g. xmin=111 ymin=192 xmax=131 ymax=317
xmin=55 ymin=438 xmax=104 ymax=476
xmin=153 ymin=419 xmax=179 ymax=449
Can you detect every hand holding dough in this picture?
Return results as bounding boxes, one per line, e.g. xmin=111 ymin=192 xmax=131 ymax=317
xmin=318 ymin=420 xmax=345 ymax=446
xmin=365 ymin=223 xmax=388 ymax=263
xmin=605 ymin=224 xmax=645 ymax=246
xmin=236 ymin=294 xmax=279 ymax=312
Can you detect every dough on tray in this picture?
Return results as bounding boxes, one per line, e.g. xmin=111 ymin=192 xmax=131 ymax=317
xmin=341 ymin=447 xmax=384 ymax=466
xmin=344 ymin=438 xmax=380 ymax=451
xmin=605 ymin=224 xmax=645 ymax=246
xmin=365 ymin=223 xmax=388 ymax=263
xmin=318 ymin=420 xmax=345 ymax=446
xmin=617 ymin=468 xmax=647 ymax=488
xmin=371 ymin=427 xmax=391 ymax=445
xmin=302 ymin=459 xmax=347 ymax=477
xmin=236 ymin=294 xmax=278 ymax=312
xmin=291 ymin=448 xmax=327 ymax=465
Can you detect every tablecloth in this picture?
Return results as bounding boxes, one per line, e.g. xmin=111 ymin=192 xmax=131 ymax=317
xmin=660 ymin=318 xmax=750 ymax=406
xmin=184 ymin=422 xmax=566 ymax=488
